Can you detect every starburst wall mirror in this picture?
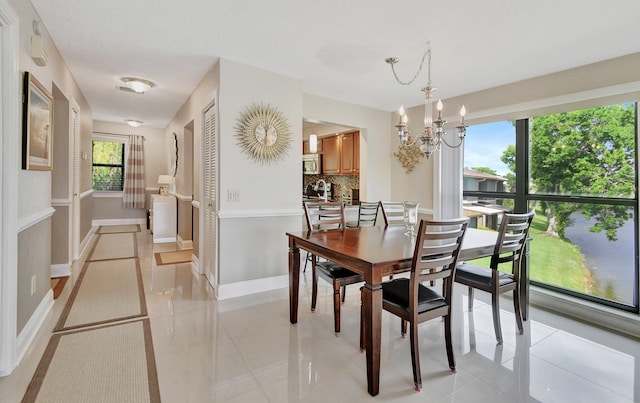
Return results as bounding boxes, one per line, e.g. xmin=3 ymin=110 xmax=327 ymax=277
xmin=234 ymin=103 xmax=292 ymax=164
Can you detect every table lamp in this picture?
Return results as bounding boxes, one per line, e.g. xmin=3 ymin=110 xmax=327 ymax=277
xmin=158 ymin=175 xmax=174 ymax=196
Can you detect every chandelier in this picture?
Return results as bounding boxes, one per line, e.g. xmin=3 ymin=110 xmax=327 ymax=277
xmin=386 ymin=46 xmax=467 ymax=159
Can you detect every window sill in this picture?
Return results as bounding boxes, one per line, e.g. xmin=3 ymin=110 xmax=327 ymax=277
xmin=93 ymin=191 xmax=123 ymax=198
xmin=530 ymin=286 xmax=640 ymax=339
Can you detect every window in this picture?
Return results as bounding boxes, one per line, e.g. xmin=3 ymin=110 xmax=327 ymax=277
xmin=463 ymin=103 xmax=638 ymax=312
xmin=92 ymin=140 xmax=125 ymax=191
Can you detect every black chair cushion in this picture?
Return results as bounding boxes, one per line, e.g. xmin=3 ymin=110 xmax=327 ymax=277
xmin=381 ymin=278 xmax=446 ymax=313
xmin=455 ymin=262 xmax=515 ymax=287
xmin=317 ymin=261 xmax=363 ymax=280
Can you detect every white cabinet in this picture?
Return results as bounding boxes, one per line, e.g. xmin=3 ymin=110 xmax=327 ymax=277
xmin=151 ymin=194 xmax=177 ymax=243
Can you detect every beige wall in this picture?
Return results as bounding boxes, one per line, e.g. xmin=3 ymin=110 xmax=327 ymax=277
xmin=80 ymin=194 xmax=94 ymax=242
xmin=177 ymin=199 xmax=192 ymax=243
xmin=51 ymin=206 xmax=69 ymax=265
xmin=17 ymin=219 xmax=51 ymax=335
xmin=6 ymin=0 xmax=92 ymax=360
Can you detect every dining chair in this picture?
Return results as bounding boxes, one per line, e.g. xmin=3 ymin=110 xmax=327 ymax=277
xmin=360 ymin=217 xmax=469 ymax=391
xmin=346 ymin=201 xmax=381 ymax=228
xmin=380 ymin=201 xmax=405 ymax=227
xmin=454 ymin=211 xmax=534 ymax=344
xmin=303 ymin=201 xmax=364 ymax=335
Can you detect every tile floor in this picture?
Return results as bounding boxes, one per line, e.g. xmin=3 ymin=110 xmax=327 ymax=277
xmin=1 ymin=229 xmax=639 ymax=402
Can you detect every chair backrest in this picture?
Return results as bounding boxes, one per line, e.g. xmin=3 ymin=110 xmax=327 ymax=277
xmin=410 ymin=218 xmax=470 ymax=307
xmin=303 ymin=201 xmax=346 ymax=232
xmin=356 ymin=201 xmax=381 ymax=227
xmin=381 ymin=201 xmax=405 ymax=227
xmin=491 ymin=211 xmax=535 ymax=269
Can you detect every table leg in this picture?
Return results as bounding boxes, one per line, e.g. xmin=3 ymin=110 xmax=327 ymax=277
xmin=362 ymin=282 xmax=382 ymax=396
xmin=289 ymin=243 xmax=300 ymax=324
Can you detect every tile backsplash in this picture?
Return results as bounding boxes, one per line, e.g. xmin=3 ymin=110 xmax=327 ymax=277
xmin=303 ymin=175 xmax=359 ymax=201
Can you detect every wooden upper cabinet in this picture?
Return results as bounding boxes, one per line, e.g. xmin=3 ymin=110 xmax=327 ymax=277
xmin=322 ymin=136 xmax=340 ymax=174
xmin=320 ymin=131 xmax=360 ymax=175
xmin=340 ymin=132 xmax=356 ymax=174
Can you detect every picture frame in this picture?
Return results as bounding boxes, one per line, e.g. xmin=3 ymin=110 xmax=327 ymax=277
xmin=22 ymin=71 xmax=53 ymax=170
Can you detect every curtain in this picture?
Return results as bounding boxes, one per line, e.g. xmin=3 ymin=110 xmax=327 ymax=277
xmin=122 ymin=135 xmax=145 ymax=208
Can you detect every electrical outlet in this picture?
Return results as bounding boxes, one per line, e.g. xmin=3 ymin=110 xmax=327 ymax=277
xmin=227 ymin=189 xmax=240 ymax=202
xmin=31 ymin=275 xmax=36 ymax=296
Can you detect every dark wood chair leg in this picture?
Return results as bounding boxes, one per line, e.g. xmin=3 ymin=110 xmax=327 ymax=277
xmin=341 ymin=285 xmax=346 ymax=304
xmin=359 ymin=294 xmax=365 ymax=351
xmin=303 ymin=251 xmax=309 ymax=273
xmin=513 ymin=287 xmax=524 ymax=334
xmin=491 ymin=291 xmax=503 ymax=344
xmin=444 ymin=314 xmax=456 ymax=372
xmin=401 ymin=319 xmax=407 ymax=338
xmin=311 ymin=261 xmax=318 ymax=312
xmin=468 ymin=287 xmax=474 ymax=310
xmin=409 ymin=321 xmax=422 ymax=391
xmin=333 ymin=284 xmax=341 ymax=335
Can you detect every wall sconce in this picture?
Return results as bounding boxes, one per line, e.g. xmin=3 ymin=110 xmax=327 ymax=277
xmin=309 ymin=134 xmax=318 ymax=153
xmin=31 ymin=21 xmax=48 ymax=66
xmin=157 ymin=175 xmax=174 ymax=196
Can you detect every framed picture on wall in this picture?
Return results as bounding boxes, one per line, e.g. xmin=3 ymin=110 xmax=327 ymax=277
xmin=22 ymin=71 xmax=53 ymax=170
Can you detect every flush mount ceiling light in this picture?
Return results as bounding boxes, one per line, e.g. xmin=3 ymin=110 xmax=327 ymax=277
xmin=125 ymin=119 xmax=143 ymax=127
xmin=121 ymin=77 xmax=154 ymax=93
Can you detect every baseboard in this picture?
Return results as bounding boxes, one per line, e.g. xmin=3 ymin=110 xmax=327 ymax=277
xmin=16 ymin=290 xmax=54 ymax=364
xmin=177 ymin=235 xmax=193 ymax=250
xmin=216 ymin=274 xmax=288 ymax=300
xmin=51 ymin=264 xmax=71 ymax=278
xmin=78 ymin=226 xmax=96 ymax=261
xmin=153 ymin=236 xmax=177 ymax=243
xmin=191 ymin=255 xmax=201 ymax=276
xmin=92 ymin=218 xmax=145 ymax=227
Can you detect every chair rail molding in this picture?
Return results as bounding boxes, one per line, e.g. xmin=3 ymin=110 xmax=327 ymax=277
xmin=17 ymin=207 xmax=56 ymax=233
xmin=218 ymin=208 xmax=302 ymax=219
xmin=80 ymin=189 xmax=94 ymax=199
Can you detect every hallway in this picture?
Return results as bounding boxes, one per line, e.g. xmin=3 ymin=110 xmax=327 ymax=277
xmin=1 ymin=227 xmax=639 ymax=402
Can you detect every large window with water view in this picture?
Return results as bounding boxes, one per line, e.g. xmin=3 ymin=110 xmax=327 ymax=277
xmin=463 ymin=103 xmax=638 ymax=310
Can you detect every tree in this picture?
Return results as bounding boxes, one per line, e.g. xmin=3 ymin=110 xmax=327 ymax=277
xmin=529 ymin=104 xmax=635 ymax=240
xmin=471 ymin=166 xmax=498 ymax=175
xmin=500 ymin=144 xmax=516 ymax=192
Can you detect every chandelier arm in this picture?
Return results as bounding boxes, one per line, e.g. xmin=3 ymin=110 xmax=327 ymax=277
xmin=389 ymin=50 xmax=430 ymax=86
xmin=440 ymin=137 xmax=465 ymax=149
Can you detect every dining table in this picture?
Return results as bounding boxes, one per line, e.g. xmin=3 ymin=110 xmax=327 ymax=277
xmin=286 ymin=225 xmax=520 ymax=396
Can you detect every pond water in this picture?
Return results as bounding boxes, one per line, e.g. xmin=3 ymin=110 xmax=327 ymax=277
xmin=564 ymin=212 xmax=636 ymax=305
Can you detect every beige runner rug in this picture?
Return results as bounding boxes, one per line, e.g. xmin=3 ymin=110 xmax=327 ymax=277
xmin=87 ymin=232 xmax=138 ymax=261
xmin=96 ymin=224 xmax=141 ymax=234
xmin=22 ymin=319 xmax=160 ymax=403
xmin=154 ymin=250 xmax=192 ymax=266
xmin=54 ymin=258 xmax=147 ymax=332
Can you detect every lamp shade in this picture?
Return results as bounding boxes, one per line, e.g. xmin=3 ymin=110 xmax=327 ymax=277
xmin=157 ymin=175 xmax=175 ymax=186
xmin=309 ymin=134 xmax=318 ymax=153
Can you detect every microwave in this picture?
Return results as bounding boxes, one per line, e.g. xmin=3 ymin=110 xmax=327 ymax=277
xmin=302 ymin=154 xmax=321 ymax=175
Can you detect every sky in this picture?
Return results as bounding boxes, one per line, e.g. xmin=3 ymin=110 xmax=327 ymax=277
xmin=463 ymin=120 xmax=515 ymax=176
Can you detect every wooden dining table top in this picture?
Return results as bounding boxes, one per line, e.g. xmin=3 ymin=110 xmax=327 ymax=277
xmin=286 ymin=225 xmax=497 ymax=275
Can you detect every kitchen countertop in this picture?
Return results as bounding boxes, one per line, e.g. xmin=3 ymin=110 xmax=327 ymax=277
xmin=302 ymin=196 xmax=359 ymax=206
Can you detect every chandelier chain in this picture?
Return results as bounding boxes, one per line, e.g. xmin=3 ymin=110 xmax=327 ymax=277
xmin=390 ymin=49 xmax=431 ymax=86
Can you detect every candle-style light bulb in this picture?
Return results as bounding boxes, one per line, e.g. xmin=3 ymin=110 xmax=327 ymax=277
xmin=460 ymin=105 xmax=466 ymax=124
xmin=402 ymin=114 xmax=408 ymax=124
xmin=437 ymin=99 xmax=443 ymax=119
xmin=399 ymin=105 xmax=405 ymax=116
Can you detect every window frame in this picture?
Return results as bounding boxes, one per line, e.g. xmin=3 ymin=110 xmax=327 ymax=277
xmin=91 ymin=134 xmax=128 ymax=193
xmin=463 ymin=104 xmax=639 ymax=313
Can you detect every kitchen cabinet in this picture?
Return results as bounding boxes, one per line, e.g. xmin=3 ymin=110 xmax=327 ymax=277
xmin=322 ymin=136 xmax=341 ymax=174
xmin=321 ymin=131 xmax=359 ymax=175
xmin=151 ymin=194 xmax=177 ymax=243
xmin=340 ymin=131 xmax=359 ymax=174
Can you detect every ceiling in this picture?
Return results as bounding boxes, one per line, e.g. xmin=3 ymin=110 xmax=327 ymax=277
xmin=31 ymin=0 xmax=640 ymax=129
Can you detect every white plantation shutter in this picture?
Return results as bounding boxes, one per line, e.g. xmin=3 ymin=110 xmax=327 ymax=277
xmin=203 ymin=102 xmax=217 ymax=285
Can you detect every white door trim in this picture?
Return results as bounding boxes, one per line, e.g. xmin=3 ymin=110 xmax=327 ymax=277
xmin=0 ymin=0 xmax=21 ymax=376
